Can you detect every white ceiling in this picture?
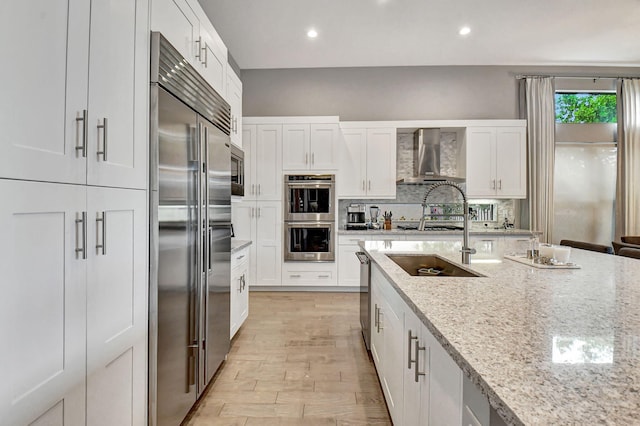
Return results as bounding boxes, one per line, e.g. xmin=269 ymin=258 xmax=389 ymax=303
xmin=199 ymin=0 xmax=640 ymax=70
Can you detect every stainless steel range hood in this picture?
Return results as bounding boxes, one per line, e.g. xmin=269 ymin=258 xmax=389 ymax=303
xmin=397 ymin=128 xmax=464 ymax=184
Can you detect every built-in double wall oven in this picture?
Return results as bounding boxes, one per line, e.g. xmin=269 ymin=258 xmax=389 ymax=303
xmin=284 ymin=174 xmax=335 ymax=262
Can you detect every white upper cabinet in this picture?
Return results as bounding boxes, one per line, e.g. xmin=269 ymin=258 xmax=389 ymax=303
xmin=150 ymin=0 xmax=199 ymax=65
xmin=282 ymin=123 xmax=339 ymax=171
xmin=243 ymin=123 xmax=283 ymax=201
xmin=226 ymin=67 xmax=243 ymax=148
xmin=151 ymin=0 xmax=228 ymax=98
xmin=338 ymin=127 xmax=396 ymax=198
xmin=0 ymin=0 xmax=148 ymax=189
xmin=0 ymin=0 xmax=89 ymax=185
xmin=466 ymin=126 xmax=526 ymax=199
xmin=87 ymin=0 xmax=148 ymax=189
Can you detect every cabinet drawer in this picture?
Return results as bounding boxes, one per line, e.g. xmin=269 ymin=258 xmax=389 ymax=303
xmin=283 ymin=270 xmax=335 ymax=286
xmin=231 ymin=247 xmax=249 ymax=269
xmin=338 ymin=235 xmax=367 ymax=245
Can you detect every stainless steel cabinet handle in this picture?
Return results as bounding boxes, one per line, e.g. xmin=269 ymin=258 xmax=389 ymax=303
xmin=202 ymin=43 xmax=208 ymax=67
xmin=257 ymin=207 xmax=261 ymax=218
xmin=238 ymin=276 xmax=243 ymax=292
xmin=362 ymin=180 xmax=365 ymax=191
xmin=97 ymin=118 xmax=107 ymax=161
xmin=241 ymin=274 xmax=246 ymax=291
xmin=415 ymin=342 xmax=426 ymax=382
xmin=492 ymin=179 xmax=496 ymax=190
xmin=195 ymin=36 xmax=202 ymax=60
xmin=317 ymin=274 xmax=329 ymax=278
xmin=368 ymin=180 xmax=371 ymax=191
xmin=311 ymin=152 xmax=315 ymax=165
xmin=95 ymin=211 xmax=106 ymax=255
xmin=290 ymin=274 xmax=301 ymax=278
xmin=251 ymin=184 xmax=255 ymax=195
xmin=257 ymin=184 xmax=261 ymax=196
xmin=498 ymin=179 xmax=502 ymax=190
xmin=236 ymin=254 xmax=245 ymax=260
xmin=305 ymin=153 xmax=308 ymax=164
xmin=374 ymin=304 xmax=378 ymax=328
xmin=408 ymin=330 xmax=418 ymax=369
xmin=75 ymin=110 xmax=87 ymax=157
xmin=377 ymin=307 xmax=383 ymax=332
xmin=75 ymin=211 xmax=87 ymax=260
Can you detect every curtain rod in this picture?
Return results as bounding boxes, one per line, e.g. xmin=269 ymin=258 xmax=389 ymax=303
xmin=515 ymin=74 xmax=638 ymax=80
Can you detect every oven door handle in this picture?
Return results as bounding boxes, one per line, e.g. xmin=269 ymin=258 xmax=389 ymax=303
xmin=285 ymin=222 xmax=335 ymax=228
xmin=285 ymin=182 xmax=334 ymax=189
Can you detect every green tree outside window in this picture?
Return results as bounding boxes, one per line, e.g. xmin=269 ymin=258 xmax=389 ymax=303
xmin=555 ymin=93 xmax=617 ymax=123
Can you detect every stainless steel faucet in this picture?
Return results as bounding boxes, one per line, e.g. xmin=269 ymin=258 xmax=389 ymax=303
xmin=419 ymin=181 xmax=476 ymax=264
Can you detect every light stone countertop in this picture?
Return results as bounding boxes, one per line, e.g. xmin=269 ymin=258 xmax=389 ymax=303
xmin=361 ymin=239 xmax=640 ymax=425
xmin=231 ymin=239 xmax=251 ymax=253
xmin=338 ymin=228 xmax=537 ymax=237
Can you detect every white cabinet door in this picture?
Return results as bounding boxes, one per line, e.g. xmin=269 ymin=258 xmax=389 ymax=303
xmin=255 ymin=125 xmax=283 ymax=201
xmin=230 ymin=246 xmax=249 ymax=338
xmin=310 ymin=123 xmax=339 ymax=170
xmin=86 ymin=187 xmax=147 ymax=426
xmin=404 ymin=308 xmax=427 ymax=426
xmin=150 ymin=0 xmax=199 ymax=65
xmin=243 ymin=125 xmax=257 ymax=200
xmin=0 ymin=0 xmax=89 ymax=185
xmin=198 ymin=23 xmax=227 ymax=96
xmin=496 ymin=127 xmax=527 ymax=198
xmin=467 ymin=126 xmax=526 ymax=199
xmin=254 ymin=201 xmax=282 ymax=286
xmin=282 ymin=124 xmax=310 ymax=170
xmin=466 ymin=127 xmax=496 ymax=198
xmin=227 ymin=68 xmax=243 ymax=148
xmin=427 ymin=327 xmax=463 ymax=426
xmin=87 ymin=0 xmax=147 ymax=189
xmin=366 ymin=128 xmax=396 ymax=198
xmin=370 ymin=275 xmax=384 ymax=369
xmin=381 ymin=293 xmax=404 ymax=425
xmin=337 ymin=244 xmax=361 ymax=286
xmin=338 ymin=128 xmax=367 ymax=197
xmin=0 ymin=180 xmax=86 ymax=425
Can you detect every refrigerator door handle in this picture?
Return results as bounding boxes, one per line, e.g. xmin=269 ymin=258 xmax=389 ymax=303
xmin=208 ymin=226 xmax=213 ymax=272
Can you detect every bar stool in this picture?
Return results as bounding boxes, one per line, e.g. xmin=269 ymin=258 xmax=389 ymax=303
xmin=618 ymin=247 xmax=640 ymax=259
xmin=559 ymin=239 xmax=613 ymax=254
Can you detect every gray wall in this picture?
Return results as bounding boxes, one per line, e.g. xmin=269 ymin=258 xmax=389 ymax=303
xmin=241 ymin=66 xmax=640 ymax=120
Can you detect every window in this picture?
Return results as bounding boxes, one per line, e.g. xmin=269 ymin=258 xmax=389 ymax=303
xmin=555 ymin=92 xmax=617 ymax=123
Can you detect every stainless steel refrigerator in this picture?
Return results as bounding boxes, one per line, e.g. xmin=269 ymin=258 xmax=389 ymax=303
xmin=149 ymin=33 xmax=231 ymax=426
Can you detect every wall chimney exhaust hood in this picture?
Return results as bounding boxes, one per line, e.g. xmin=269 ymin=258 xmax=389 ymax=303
xmin=397 ymin=128 xmax=464 ymax=184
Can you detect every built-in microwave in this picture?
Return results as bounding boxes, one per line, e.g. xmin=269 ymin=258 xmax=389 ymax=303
xmin=230 ymin=144 xmax=244 ymax=196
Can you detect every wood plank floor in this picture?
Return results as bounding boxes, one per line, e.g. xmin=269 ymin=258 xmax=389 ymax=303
xmin=185 ymin=292 xmax=392 ymax=425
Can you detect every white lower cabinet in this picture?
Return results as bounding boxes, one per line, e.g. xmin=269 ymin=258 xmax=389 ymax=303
xmin=230 ymin=246 xmax=250 ymax=338
xmin=282 ymin=262 xmax=337 ymax=286
xmin=371 ymin=260 xmax=490 ymax=426
xmin=337 ymin=236 xmax=363 ymax=286
xmin=404 ymin=308 xmax=430 ymax=425
xmin=371 ymin=265 xmax=404 ymax=425
xmin=232 ymin=200 xmax=282 ymax=286
xmin=0 ymin=180 xmax=147 ymax=425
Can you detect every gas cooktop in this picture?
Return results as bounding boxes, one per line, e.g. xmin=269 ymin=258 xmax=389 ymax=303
xmin=397 ymin=224 xmax=464 ymax=231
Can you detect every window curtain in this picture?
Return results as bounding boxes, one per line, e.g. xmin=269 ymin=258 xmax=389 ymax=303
xmin=518 ymin=77 xmax=556 ymax=243
xmin=615 ymin=78 xmax=640 ymax=239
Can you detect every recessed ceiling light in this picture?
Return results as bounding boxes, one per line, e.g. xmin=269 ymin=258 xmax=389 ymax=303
xmin=459 ymin=26 xmax=471 ymax=36
xmin=307 ymin=29 xmax=318 ymax=38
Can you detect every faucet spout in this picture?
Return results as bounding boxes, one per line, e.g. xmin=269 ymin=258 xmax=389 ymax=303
xmin=420 ymin=181 xmax=476 ymax=264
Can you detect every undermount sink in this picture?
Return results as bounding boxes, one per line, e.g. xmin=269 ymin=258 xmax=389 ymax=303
xmin=386 ymin=254 xmax=484 ymax=277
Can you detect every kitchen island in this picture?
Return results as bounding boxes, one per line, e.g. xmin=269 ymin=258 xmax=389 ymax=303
xmin=361 ymin=239 xmax=640 ymax=425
